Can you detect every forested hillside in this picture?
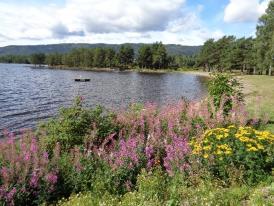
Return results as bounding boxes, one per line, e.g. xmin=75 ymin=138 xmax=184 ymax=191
xmin=0 ymin=43 xmax=201 ymax=56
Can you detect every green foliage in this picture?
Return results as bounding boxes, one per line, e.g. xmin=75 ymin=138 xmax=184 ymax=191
xmin=192 ymin=126 xmax=274 ymax=184
xmin=137 ymin=45 xmax=153 ymax=69
xmin=30 ymin=53 xmax=46 ymax=66
xmin=248 ymin=182 xmax=274 ymax=206
xmin=59 ymin=170 xmax=274 ymax=206
xmin=197 ymin=0 xmax=273 ymax=75
xmin=0 ymin=54 xmax=30 ymax=64
xmin=256 ymin=0 xmax=274 ymax=74
xmin=208 ymin=73 xmax=243 ymax=113
xmin=175 ymin=55 xmax=196 ymax=68
xmin=39 ymin=97 xmax=118 ymax=152
xmin=151 ymin=42 xmax=169 ymax=69
xmin=45 ymin=53 xmax=63 ymax=66
xmin=117 ymin=44 xmax=134 ymax=68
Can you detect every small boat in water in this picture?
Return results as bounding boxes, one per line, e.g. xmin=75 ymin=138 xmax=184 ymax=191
xmin=74 ymin=79 xmax=90 ymax=82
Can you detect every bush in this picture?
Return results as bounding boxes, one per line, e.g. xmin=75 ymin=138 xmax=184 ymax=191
xmin=191 ymin=126 xmax=274 ymax=183
xmin=39 ymin=97 xmax=118 ymax=152
xmin=208 ymin=73 xmax=243 ymax=114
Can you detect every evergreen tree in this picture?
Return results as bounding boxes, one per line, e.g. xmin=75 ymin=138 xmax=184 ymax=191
xmin=105 ymin=48 xmax=116 ymax=68
xmin=151 ymin=42 xmax=168 ymax=69
xmin=197 ymin=39 xmax=216 ymax=71
xmin=118 ymin=44 xmax=134 ymax=68
xmin=256 ymin=0 xmax=274 ymax=75
xmin=30 ymin=53 xmax=46 ymax=66
xmin=137 ymin=45 xmax=153 ymax=68
xmin=93 ymin=48 xmax=106 ymax=68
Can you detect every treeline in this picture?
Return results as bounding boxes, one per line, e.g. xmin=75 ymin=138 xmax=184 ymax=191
xmin=0 ymin=55 xmax=30 ymax=64
xmin=197 ymin=1 xmax=273 ymax=75
xmin=47 ymin=42 xmax=180 ymax=69
xmin=0 ymin=42 xmax=195 ymax=70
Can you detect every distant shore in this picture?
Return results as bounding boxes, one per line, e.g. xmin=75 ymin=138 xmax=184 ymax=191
xmin=37 ymin=64 xmax=212 ymax=77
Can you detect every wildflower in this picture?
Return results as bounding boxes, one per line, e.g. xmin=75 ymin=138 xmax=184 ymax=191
xmin=30 ymin=138 xmax=38 ymax=153
xmin=30 ymin=171 xmax=39 ymax=188
xmin=203 ymin=145 xmax=212 ymax=151
xmin=203 ymin=154 xmax=209 ymax=158
xmin=46 ymin=172 xmax=58 ymax=185
xmin=247 ymin=147 xmax=258 ymax=152
xmin=6 ymin=187 xmax=16 ymax=203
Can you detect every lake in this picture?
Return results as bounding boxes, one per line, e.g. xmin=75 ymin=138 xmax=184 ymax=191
xmin=0 ymin=64 xmax=208 ymax=135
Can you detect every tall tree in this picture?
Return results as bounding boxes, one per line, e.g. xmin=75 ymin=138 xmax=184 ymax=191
xmin=30 ymin=53 xmax=45 ymax=66
xmin=256 ymin=0 xmax=274 ymax=75
xmin=105 ymin=48 xmax=116 ymax=68
xmin=137 ymin=45 xmax=153 ymax=69
xmin=93 ymin=48 xmax=106 ymax=68
xmin=151 ymin=42 xmax=168 ymax=69
xmin=118 ymin=44 xmax=134 ymax=68
xmin=197 ymin=39 xmax=216 ymax=72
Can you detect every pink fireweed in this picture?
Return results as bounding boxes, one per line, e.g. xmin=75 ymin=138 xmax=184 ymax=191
xmin=93 ymin=97 xmax=255 ymax=173
xmin=110 ymin=135 xmax=142 ymax=169
xmin=0 ymin=132 xmax=60 ymax=205
xmin=163 ymin=135 xmax=190 ymax=176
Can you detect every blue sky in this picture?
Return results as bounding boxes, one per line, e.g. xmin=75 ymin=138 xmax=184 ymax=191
xmin=0 ymin=0 xmax=271 ymax=46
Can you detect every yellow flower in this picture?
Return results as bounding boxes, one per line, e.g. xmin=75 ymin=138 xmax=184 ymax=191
xmin=247 ymin=147 xmax=258 ymax=152
xmin=203 ymin=154 xmax=209 ymax=158
xmin=256 ymin=144 xmax=264 ymax=150
xmin=224 ymin=133 xmax=229 ymax=138
xmin=224 ymin=150 xmax=232 ymax=155
xmin=246 ymin=143 xmax=252 ymax=148
xmin=239 ymin=136 xmax=250 ymax=142
xmin=216 ymin=135 xmax=223 ymax=140
xmin=203 ymin=145 xmax=212 ymax=151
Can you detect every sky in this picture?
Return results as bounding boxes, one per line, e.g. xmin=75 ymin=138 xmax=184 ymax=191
xmin=0 ymin=0 xmax=271 ymax=46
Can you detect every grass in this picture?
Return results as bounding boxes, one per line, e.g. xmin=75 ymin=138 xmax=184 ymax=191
xmin=239 ymin=75 xmax=274 ymax=132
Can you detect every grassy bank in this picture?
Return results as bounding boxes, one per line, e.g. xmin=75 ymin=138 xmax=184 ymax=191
xmin=239 ymin=75 xmax=274 ymax=132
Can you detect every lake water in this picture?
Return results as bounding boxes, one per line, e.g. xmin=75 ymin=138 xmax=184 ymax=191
xmin=0 ymin=64 xmax=208 ymax=135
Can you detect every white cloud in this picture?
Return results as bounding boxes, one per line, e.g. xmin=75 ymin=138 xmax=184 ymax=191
xmin=59 ymin=0 xmax=186 ymax=33
xmin=0 ymin=0 xmax=224 ymax=46
xmin=224 ymin=0 xmax=270 ymax=23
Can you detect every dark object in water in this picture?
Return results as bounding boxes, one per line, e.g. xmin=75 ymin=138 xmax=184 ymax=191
xmin=75 ymin=79 xmax=90 ymax=82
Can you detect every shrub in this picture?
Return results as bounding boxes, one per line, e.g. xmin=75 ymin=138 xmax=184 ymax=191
xmin=208 ymin=73 xmax=243 ymax=114
xmin=39 ymin=97 xmax=118 ymax=152
xmin=191 ymin=126 xmax=274 ymax=183
xmin=54 ymin=147 xmax=99 ymax=199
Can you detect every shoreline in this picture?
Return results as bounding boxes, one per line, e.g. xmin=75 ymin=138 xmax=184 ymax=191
xmin=34 ymin=64 xmax=212 ymax=77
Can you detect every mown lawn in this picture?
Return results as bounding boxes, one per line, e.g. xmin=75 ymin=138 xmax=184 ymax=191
xmin=239 ymin=75 xmax=274 ymax=132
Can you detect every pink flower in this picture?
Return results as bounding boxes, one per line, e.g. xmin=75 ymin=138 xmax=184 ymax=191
xmin=29 ymin=171 xmax=39 ymax=188
xmin=30 ymin=138 xmax=38 ymax=153
xmin=46 ymin=172 xmax=58 ymax=185
xmin=24 ymin=152 xmax=31 ymax=161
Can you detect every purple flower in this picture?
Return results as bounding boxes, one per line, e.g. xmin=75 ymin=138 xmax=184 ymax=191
xmin=30 ymin=138 xmax=38 ymax=153
xmin=24 ymin=152 xmax=31 ymax=161
xmin=29 ymin=171 xmax=39 ymax=188
xmin=163 ymin=135 xmax=190 ymax=176
xmin=6 ymin=187 xmax=16 ymax=203
xmin=145 ymin=146 xmax=154 ymax=168
xmin=46 ymin=172 xmax=58 ymax=185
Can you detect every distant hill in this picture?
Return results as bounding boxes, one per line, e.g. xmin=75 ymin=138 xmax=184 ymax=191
xmin=0 ymin=43 xmax=201 ymax=56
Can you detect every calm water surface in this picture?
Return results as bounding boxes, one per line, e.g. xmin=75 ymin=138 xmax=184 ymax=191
xmin=0 ymin=64 xmax=208 ymax=135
